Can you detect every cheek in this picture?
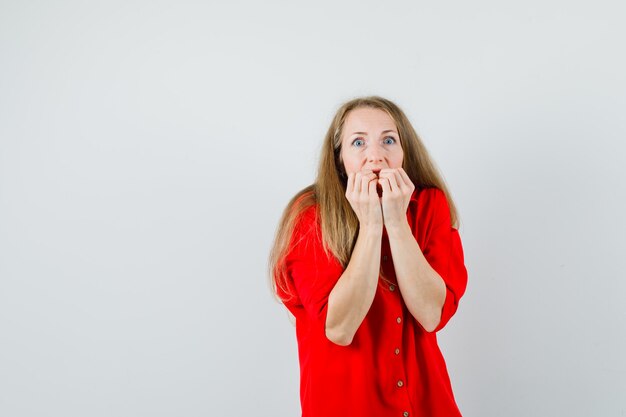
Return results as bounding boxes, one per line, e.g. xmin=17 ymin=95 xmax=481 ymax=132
xmin=393 ymin=149 xmax=404 ymax=168
xmin=340 ymin=151 xmax=360 ymax=173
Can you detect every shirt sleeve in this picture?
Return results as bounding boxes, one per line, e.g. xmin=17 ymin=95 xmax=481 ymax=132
xmin=421 ymin=189 xmax=468 ymax=332
xmin=284 ymin=207 xmax=344 ymax=325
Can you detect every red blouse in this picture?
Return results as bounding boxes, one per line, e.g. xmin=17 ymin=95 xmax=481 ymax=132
xmin=279 ymin=187 xmax=468 ymax=417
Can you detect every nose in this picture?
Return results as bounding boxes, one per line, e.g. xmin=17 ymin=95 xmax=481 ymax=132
xmin=366 ymin=143 xmax=384 ymax=163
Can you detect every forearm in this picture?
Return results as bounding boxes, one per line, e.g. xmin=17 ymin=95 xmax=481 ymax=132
xmin=325 ymin=226 xmax=382 ymax=345
xmin=387 ymin=222 xmax=446 ymax=332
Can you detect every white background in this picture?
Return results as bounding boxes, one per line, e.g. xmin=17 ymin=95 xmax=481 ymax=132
xmin=1 ymin=1 xmax=625 ymax=416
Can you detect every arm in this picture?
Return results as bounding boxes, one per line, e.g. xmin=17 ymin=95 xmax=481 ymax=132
xmin=325 ymin=170 xmax=383 ymax=346
xmin=386 ymin=222 xmax=446 ymax=332
xmin=378 ymin=169 xmax=446 ymax=332
xmin=325 ymin=224 xmax=382 ymax=345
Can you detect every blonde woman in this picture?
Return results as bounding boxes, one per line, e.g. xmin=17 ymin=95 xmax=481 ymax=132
xmin=270 ymin=96 xmax=468 ymax=417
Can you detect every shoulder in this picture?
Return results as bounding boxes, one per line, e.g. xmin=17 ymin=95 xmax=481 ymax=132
xmin=409 ymin=187 xmax=451 ymax=228
xmin=410 ymin=186 xmax=448 ymax=212
xmin=289 ymin=204 xmax=322 ymax=250
xmin=411 ymin=186 xmax=444 ymax=202
xmin=293 ymin=204 xmax=319 ymax=234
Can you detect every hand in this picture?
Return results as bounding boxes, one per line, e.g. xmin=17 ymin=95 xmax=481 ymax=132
xmin=377 ymin=168 xmax=415 ymax=229
xmin=345 ymin=170 xmax=383 ymax=229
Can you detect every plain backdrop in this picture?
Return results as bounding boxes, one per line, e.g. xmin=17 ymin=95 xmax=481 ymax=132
xmin=1 ymin=1 xmax=625 ymax=416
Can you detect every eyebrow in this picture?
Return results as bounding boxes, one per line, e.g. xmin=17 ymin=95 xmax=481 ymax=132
xmin=350 ymin=129 xmax=398 ymax=136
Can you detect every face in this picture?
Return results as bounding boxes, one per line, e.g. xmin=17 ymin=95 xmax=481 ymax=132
xmin=339 ymin=107 xmax=404 ymax=176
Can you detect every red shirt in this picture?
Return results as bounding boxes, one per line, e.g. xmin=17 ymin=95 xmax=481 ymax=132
xmin=280 ymin=187 xmax=468 ymax=417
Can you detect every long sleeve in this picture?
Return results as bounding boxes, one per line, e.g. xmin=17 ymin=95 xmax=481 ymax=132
xmin=280 ymin=193 xmax=466 ymax=417
xmin=283 ymin=207 xmax=344 ymax=325
xmin=414 ymin=188 xmax=468 ymax=332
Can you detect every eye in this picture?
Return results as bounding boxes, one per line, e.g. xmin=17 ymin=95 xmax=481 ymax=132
xmin=352 ymin=138 xmax=365 ymax=147
xmin=383 ymin=136 xmax=397 ymax=145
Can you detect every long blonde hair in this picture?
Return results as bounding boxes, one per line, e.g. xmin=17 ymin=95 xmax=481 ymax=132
xmin=269 ymin=96 xmax=459 ymax=301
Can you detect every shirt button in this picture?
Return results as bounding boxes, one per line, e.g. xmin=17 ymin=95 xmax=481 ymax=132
xmin=397 ymin=380 xmax=404 ymax=387
xmin=403 ymin=412 xmax=409 ymax=417
xmin=394 ymin=348 xmax=400 ymax=355
xmin=389 ymin=284 xmax=395 ymax=291
xmin=396 ymin=317 xmax=402 ymax=324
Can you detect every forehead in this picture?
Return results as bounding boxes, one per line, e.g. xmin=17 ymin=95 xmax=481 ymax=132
xmin=343 ymin=107 xmax=397 ymax=134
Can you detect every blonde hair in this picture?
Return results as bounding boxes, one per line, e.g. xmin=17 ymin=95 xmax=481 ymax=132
xmin=269 ymin=96 xmax=459 ymax=301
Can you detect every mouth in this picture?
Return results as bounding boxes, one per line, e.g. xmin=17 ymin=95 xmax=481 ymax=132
xmin=372 ymin=169 xmax=382 ymax=197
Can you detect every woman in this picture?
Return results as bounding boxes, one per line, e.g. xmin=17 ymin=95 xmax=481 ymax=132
xmin=270 ymin=96 xmax=468 ymax=417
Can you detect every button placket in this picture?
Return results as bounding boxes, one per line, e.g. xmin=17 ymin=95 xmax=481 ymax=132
xmin=382 ymin=238 xmax=411 ymax=415
xmin=390 ymin=307 xmax=410 ymax=411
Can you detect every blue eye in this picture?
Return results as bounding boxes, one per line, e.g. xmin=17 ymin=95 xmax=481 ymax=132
xmin=352 ymin=138 xmax=365 ymax=147
xmin=383 ymin=136 xmax=396 ymax=145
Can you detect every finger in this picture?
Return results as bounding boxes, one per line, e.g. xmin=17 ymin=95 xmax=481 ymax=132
xmin=368 ymin=178 xmax=378 ymax=200
xmin=379 ymin=170 xmax=399 ymax=193
xmin=379 ymin=177 xmax=392 ymax=196
xmin=361 ymin=173 xmax=375 ymax=196
xmin=398 ymin=168 xmax=414 ymax=190
xmin=391 ymin=170 xmax=404 ymax=192
xmin=354 ymin=171 xmax=362 ymax=194
xmin=360 ymin=169 xmax=376 ymax=183
xmin=360 ymin=169 xmax=377 ymax=184
xmin=346 ymin=172 xmax=355 ymax=195
xmin=391 ymin=171 xmax=403 ymax=192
